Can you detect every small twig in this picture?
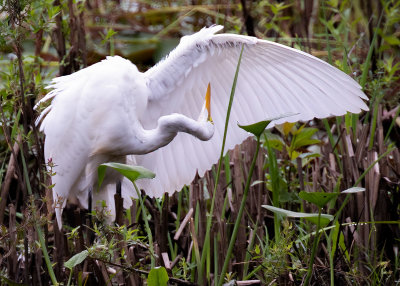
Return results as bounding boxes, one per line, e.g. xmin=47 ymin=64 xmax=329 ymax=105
xmin=174 ymin=207 xmax=193 ymax=240
xmin=161 ymin=252 xmax=171 ymax=269
xmin=236 ymin=280 xmax=261 ymax=285
xmin=170 ymin=253 xmax=182 ymax=269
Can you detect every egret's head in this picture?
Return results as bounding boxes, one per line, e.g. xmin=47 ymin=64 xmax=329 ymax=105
xmin=194 ymin=83 xmax=214 ymax=141
xmin=197 ymin=83 xmax=213 ymax=130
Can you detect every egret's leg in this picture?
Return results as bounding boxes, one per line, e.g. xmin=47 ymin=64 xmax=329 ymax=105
xmin=87 ymin=187 xmax=92 ymax=228
xmin=115 ymin=180 xmax=124 ymax=225
xmin=86 ymin=187 xmax=96 ymax=243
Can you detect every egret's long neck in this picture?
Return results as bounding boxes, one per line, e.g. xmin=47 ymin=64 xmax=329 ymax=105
xmin=134 ymin=112 xmax=214 ymax=155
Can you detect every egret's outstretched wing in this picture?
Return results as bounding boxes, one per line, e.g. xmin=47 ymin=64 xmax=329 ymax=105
xmin=136 ymin=25 xmax=368 ymax=197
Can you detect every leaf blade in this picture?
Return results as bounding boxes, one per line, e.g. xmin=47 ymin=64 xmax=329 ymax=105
xmin=147 ymin=267 xmax=169 ymax=286
xmin=64 ymin=250 xmax=89 ymax=270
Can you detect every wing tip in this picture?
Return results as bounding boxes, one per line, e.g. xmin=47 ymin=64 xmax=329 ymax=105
xmin=203 ymin=24 xmax=224 ymax=34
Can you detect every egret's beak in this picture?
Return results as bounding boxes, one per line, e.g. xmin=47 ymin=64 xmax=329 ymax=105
xmin=205 ymin=83 xmax=212 ymax=122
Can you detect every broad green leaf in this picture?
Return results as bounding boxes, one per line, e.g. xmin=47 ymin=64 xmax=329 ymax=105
xmin=299 ymin=191 xmax=338 ymax=208
xmin=238 ymin=120 xmax=271 ymax=137
xmin=291 ymin=127 xmax=320 ymax=150
xmin=263 ymin=132 xmax=285 ymax=151
xmin=262 ymin=205 xmax=333 ymax=227
xmin=287 ymin=148 xmax=300 ymax=160
xmin=147 ymin=267 xmax=169 ymax=286
xmin=64 ymin=250 xmax=89 ymax=270
xmin=383 ymin=35 xmax=400 ymax=46
xmin=238 ymin=113 xmax=297 ymax=137
xmin=98 ymin=163 xmax=155 ymax=189
xmin=341 ymin=187 xmax=365 ymax=193
xmin=293 ymin=138 xmax=321 ymax=149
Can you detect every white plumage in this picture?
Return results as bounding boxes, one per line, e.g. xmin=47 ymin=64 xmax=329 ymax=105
xmin=35 ymin=25 xmax=368 ymax=228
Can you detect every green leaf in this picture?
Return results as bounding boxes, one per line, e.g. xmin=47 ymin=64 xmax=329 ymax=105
xmin=98 ymin=163 xmax=155 ymax=189
xmin=339 ymin=232 xmax=350 ymax=262
xmin=287 ymin=149 xmax=301 ymax=160
xmin=305 ymin=216 xmax=331 ymax=226
xmin=64 ymin=250 xmax=89 ymax=270
xmin=147 ymin=267 xmax=169 ymax=286
xmin=238 ymin=120 xmax=271 ymax=137
xmin=97 ymin=165 xmax=107 ymax=190
xmin=270 ymin=4 xmax=278 ymax=14
xmin=238 ymin=113 xmax=297 ymax=137
xmin=331 ymin=220 xmax=340 ymax=258
xmin=278 ymin=188 xmax=297 ymax=203
xmin=327 ymin=0 xmax=338 ymax=8
xmin=263 ymin=132 xmax=285 ymax=151
xmin=282 ymin=122 xmax=296 ymax=136
xmin=291 ymin=127 xmax=320 ymax=150
xmin=101 ymin=28 xmax=117 ymax=43
xmin=262 ymin=205 xmax=333 ymax=226
xmin=11 ymin=109 xmax=21 ymax=141
xmin=299 ymin=191 xmax=338 ymax=208
xmin=383 ymin=35 xmax=400 ymax=46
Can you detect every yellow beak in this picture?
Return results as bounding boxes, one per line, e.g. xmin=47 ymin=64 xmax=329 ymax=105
xmin=205 ymin=83 xmax=212 ymax=122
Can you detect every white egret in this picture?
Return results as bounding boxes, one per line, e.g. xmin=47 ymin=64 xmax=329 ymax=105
xmin=35 ymin=25 xmax=368 ymax=228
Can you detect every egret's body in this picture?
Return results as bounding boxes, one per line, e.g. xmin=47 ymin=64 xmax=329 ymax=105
xmin=36 ymin=26 xmax=368 ymax=227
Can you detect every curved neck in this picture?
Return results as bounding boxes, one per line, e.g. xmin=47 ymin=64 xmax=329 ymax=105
xmin=133 ymin=113 xmax=214 ymax=155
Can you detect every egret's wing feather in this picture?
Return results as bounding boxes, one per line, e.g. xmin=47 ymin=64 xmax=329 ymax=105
xmin=38 ymin=70 xmax=93 ymax=227
xmin=137 ymin=26 xmax=368 ymax=197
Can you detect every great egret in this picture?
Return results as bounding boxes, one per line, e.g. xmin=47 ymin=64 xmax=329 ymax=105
xmin=35 ymin=25 xmax=368 ymax=228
